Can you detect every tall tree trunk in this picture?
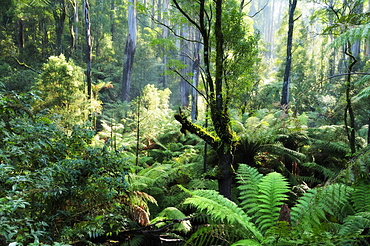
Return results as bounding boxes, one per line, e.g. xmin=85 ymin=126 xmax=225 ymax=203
xmin=191 ymin=34 xmax=200 ymax=122
xmin=281 ymin=0 xmax=297 ymax=107
xmin=173 ymin=0 xmax=235 ymax=199
xmin=180 ymin=25 xmax=190 ymax=108
xmin=121 ymin=0 xmax=137 ymax=102
xmin=69 ymin=0 xmax=78 ymax=57
xmin=344 ymin=46 xmax=357 ymax=154
xmin=161 ymin=0 xmax=169 ymax=88
xmin=53 ymin=0 xmax=67 ymax=55
xmin=110 ymin=0 xmax=115 ymax=41
xmin=84 ymin=0 xmax=92 ymax=100
xmin=18 ymin=19 xmax=24 ymax=48
xmin=213 ymin=0 xmax=234 ymax=199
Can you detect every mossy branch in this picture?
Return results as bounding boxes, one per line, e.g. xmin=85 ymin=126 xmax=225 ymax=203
xmin=174 ymin=111 xmax=218 ymax=149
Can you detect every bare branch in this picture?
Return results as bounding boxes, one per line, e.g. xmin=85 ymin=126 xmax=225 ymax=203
xmin=248 ymin=0 xmax=269 ymax=18
xmin=172 ymin=0 xmax=202 ymax=32
xmin=325 ymin=72 xmax=370 ymax=81
xmin=153 ymin=18 xmax=203 ymax=44
xmin=169 ymin=67 xmax=208 ymax=102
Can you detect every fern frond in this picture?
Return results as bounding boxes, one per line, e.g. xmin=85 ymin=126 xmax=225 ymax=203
xmin=255 ymin=172 xmax=290 ymax=233
xmin=340 ymin=212 xmax=370 ymax=236
xmin=301 ymin=162 xmax=337 ymax=180
xmin=311 ymin=139 xmax=349 ymax=158
xmin=331 ymin=23 xmax=370 ymax=48
xmin=186 ymin=222 xmax=251 ymax=246
xmin=122 ymin=235 xmax=145 ymax=246
xmin=183 ymin=189 xmax=263 ymax=242
xmin=131 ymin=205 xmax=150 ymax=226
xmin=352 ymin=182 xmax=370 ymax=213
xmin=231 ymin=239 xmax=262 ymax=246
xmin=293 ymin=174 xmax=321 ymax=184
xmin=353 ymin=86 xmax=370 ymax=102
xmin=264 ymin=143 xmax=306 ymax=163
xmin=291 ymin=183 xmax=352 ymax=233
xmin=151 ymin=207 xmax=192 ymax=233
xmin=236 ymin=164 xmax=263 ymax=214
xmin=185 ymin=224 xmax=225 ymax=246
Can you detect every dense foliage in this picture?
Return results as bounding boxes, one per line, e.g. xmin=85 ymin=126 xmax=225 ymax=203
xmin=1 ymin=0 xmax=370 ymax=245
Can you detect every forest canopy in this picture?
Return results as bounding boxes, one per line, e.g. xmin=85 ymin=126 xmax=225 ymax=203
xmin=1 ymin=0 xmax=370 ymax=245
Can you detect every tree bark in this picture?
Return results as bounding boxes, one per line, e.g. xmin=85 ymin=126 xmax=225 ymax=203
xmin=121 ymin=0 xmax=137 ymax=102
xmin=161 ymin=0 xmax=170 ymax=88
xmin=69 ymin=0 xmax=78 ymax=57
xmin=84 ymin=0 xmax=92 ymax=100
xmin=281 ymin=0 xmax=298 ymax=107
xmin=344 ymin=47 xmax=357 ymax=154
xmin=173 ymin=0 xmax=235 ymax=199
xmin=52 ymin=0 xmax=67 ymax=55
xmin=191 ymin=39 xmax=200 ymax=122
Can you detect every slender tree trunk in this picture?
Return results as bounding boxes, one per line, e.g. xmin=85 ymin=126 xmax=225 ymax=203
xmin=191 ymin=37 xmax=200 ymax=122
xmin=344 ymin=46 xmax=357 ymax=154
xmin=53 ymin=0 xmax=67 ymax=55
xmin=135 ymin=98 xmax=140 ymax=167
xmin=368 ymin=117 xmax=370 ymax=145
xmin=281 ymin=0 xmax=297 ymax=107
xmin=161 ymin=0 xmax=169 ymax=88
xmin=180 ymin=25 xmax=191 ymax=108
xmin=70 ymin=0 xmax=78 ymax=57
xmin=110 ymin=0 xmax=115 ymax=41
xmin=18 ymin=19 xmax=24 ymax=48
xmin=84 ymin=0 xmax=92 ymax=100
xmin=121 ymin=0 xmax=137 ymax=102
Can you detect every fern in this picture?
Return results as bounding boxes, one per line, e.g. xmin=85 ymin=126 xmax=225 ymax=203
xmin=254 ymin=172 xmax=290 ymax=233
xmin=264 ymin=143 xmax=306 ymax=163
xmin=291 ymin=183 xmax=352 ymax=233
xmin=236 ymin=164 xmax=289 ymax=234
xmin=122 ymin=235 xmax=145 ymax=246
xmin=236 ymin=164 xmax=263 ymax=214
xmin=330 ymin=23 xmax=370 ymax=48
xmin=301 ymin=162 xmax=337 ymax=180
xmin=151 ymin=207 xmax=192 ymax=233
xmin=183 ymin=189 xmax=263 ymax=242
xmin=231 ymin=239 xmax=262 ymax=246
xmin=352 ymin=181 xmax=370 ymax=213
xmin=186 ymin=223 xmax=248 ymax=246
xmin=338 ymin=212 xmax=370 ymax=245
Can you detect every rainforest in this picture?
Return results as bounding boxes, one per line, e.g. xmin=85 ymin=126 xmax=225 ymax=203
xmin=1 ymin=0 xmax=370 ymax=245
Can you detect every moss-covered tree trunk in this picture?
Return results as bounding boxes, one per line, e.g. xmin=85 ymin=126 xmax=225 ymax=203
xmin=173 ymin=0 xmax=235 ymax=199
